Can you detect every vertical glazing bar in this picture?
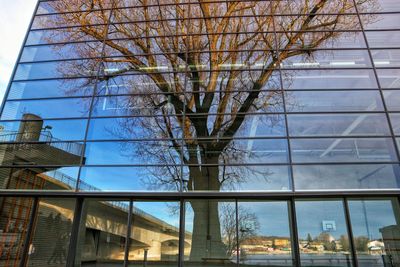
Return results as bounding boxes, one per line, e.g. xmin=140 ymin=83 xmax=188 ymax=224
xmin=178 ymin=199 xmax=186 ymax=267
xmin=343 ymin=198 xmax=359 ymax=267
xmin=66 ymin=197 xmax=84 ymax=267
xmin=124 ymin=200 xmax=133 ymax=267
xmin=19 ymin=197 xmax=39 ymax=267
xmin=235 ymin=200 xmax=240 ymax=267
xmin=289 ymin=198 xmax=301 ymax=267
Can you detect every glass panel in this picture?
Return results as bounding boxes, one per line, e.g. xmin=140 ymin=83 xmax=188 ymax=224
xmin=366 ymin=31 xmax=400 ymax=48
xmin=14 ymin=60 xmax=99 ymax=80
xmin=76 ymin=199 xmax=129 ymax=265
xmin=1 ymin=98 xmax=91 ymax=120
xmin=291 ymin=138 xmax=398 ymax=163
xmin=184 ymin=200 xmax=237 ymax=266
xmin=281 ymin=50 xmax=371 ymax=69
xmin=0 ymin=167 xmax=79 ymax=190
xmin=238 ymin=201 xmax=293 ymax=266
xmin=217 ymin=165 xmax=292 ymax=192
xmin=348 ymin=198 xmax=400 ymax=267
xmin=8 ymin=79 xmax=95 ymax=99
xmin=31 ymin=11 xmax=109 ymax=29
xmin=79 ymin=166 xmax=181 ymax=191
xmin=0 ymin=119 xmax=87 ymax=142
xmin=286 ymin=91 xmax=383 ymax=112
xmin=26 ymin=26 xmax=105 ymax=45
xmin=0 ymin=197 xmax=34 ymax=266
xmin=128 ymin=201 xmax=180 ymax=265
xmin=87 ymin=116 xmax=183 ymax=140
xmin=371 ymin=50 xmax=400 ymax=68
xmin=384 ymin=91 xmax=400 ymax=111
xmin=282 ymin=69 xmax=378 ymax=90
xmin=0 ymin=142 xmax=83 ymax=166
xmin=377 ymin=70 xmax=400 ymax=88
xmin=390 ymin=114 xmax=400 ymax=135
xmin=288 ymin=114 xmax=391 ymax=137
xmin=293 ymin=164 xmax=400 ymax=190
xmin=20 ymin=42 xmax=103 ymax=62
xmin=361 ymin=0 xmax=400 ymax=12
xmin=27 ymin=198 xmax=76 ymax=266
xmin=361 ymin=14 xmax=400 ymax=30
xmin=84 ymin=141 xmax=182 ymax=165
xmin=296 ymin=200 xmax=353 ymax=267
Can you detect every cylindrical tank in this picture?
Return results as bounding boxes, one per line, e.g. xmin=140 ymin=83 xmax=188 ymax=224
xmin=16 ymin=114 xmax=43 ymax=142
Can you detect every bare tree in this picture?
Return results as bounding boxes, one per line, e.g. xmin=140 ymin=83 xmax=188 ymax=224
xmin=37 ymin=0 xmax=377 ymax=260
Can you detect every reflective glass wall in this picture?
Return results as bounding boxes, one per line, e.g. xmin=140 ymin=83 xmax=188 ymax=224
xmin=0 ymin=0 xmax=400 ymax=266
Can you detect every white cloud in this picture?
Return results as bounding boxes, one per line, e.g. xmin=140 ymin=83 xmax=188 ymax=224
xmin=0 ymin=0 xmax=37 ymax=103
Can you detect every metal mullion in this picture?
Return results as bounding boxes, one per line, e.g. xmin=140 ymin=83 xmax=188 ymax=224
xmin=19 ymin=197 xmax=39 ymax=267
xmin=66 ymin=197 xmax=84 ymax=267
xmin=351 ymin=0 xmax=400 ymax=164
xmin=178 ymin=199 xmax=186 ymax=267
xmin=235 ymin=200 xmax=240 ymax=267
xmin=123 ymin=200 xmax=133 ymax=267
xmin=289 ymin=198 xmax=301 ymax=266
xmin=343 ymin=197 xmax=359 ymax=267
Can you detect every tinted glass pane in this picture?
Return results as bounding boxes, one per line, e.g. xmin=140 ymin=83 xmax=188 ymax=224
xmin=282 ymin=69 xmax=378 ymax=90
xmin=76 ymin=199 xmax=129 ymax=265
xmin=14 ymin=60 xmax=99 ymax=80
xmin=361 ymin=14 xmax=400 ymax=30
xmin=0 ymin=143 xmax=83 ymax=166
xmin=20 ymin=42 xmax=103 ymax=62
xmin=1 ymin=98 xmax=90 ymax=120
xmin=217 ymin=165 xmax=292 ymax=192
xmin=286 ymin=91 xmax=383 ymax=112
xmin=79 ymin=166 xmax=181 ymax=191
xmin=281 ymin=50 xmax=371 ymax=69
xmin=366 ymin=31 xmax=400 ymax=48
xmin=293 ymin=164 xmax=400 ymax=190
xmin=27 ymin=198 xmax=76 ymax=266
xmin=291 ymin=138 xmax=398 ymax=163
xmin=296 ymin=200 xmax=352 ymax=267
xmin=363 ymin=0 xmax=400 ymax=12
xmin=371 ymin=50 xmax=400 ymax=68
xmin=0 ymin=197 xmax=34 ymax=266
xmin=0 ymin=167 xmax=79 ymax=190
xmin=348 ymin=198 xmax=400 ymax=267
xmin=185 ymin=200 xmax=237 ymax=266
xmin=377 ymin=70 xmax=400 ymax=89
xmin=31 ymin=11 xmax=109 ymax=29
xmin=384 ymin=91 xmax=400 ymax=111
xmin=8 ymin=79 xmax=95 ymax=99
xmin=84 ymin=141 xmax=182 ymax=165
xmin=288 ymin=114 xmax=391 ymax=137
xmin=128 ymin=202 xmax=180 ymax=265
xmin=87 ymin=116 xmax=183 ymax=140
xmin=238 ymin=201 xmax=293 ymax=266
xmin=26 ymin=27 xmax=105 ymax=45
xmin=0 ymin=119 xmax=87 ymax=142
xmin=390 ymin=114 xmax=400 ymax=135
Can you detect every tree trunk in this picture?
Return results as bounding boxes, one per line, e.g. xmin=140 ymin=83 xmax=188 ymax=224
xmin=188 ymin=158 xmax=228 ymax=261
xmin=189 ymin=200 xmax=227 ymax=261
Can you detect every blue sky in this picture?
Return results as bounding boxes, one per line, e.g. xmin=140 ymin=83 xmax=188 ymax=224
xmin=0 ymin=0 xmax=37 ymax=103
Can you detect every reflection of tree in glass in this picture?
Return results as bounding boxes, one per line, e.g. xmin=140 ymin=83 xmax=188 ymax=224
xmin=39 ymin=0 xmax=378 ymax=260
xmin=220 ymin=203 xmax=259 ymax=258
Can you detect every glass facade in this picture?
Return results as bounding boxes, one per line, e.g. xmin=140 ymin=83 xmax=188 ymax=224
xmin=0 ymin=0 xmax=400 ymax=266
